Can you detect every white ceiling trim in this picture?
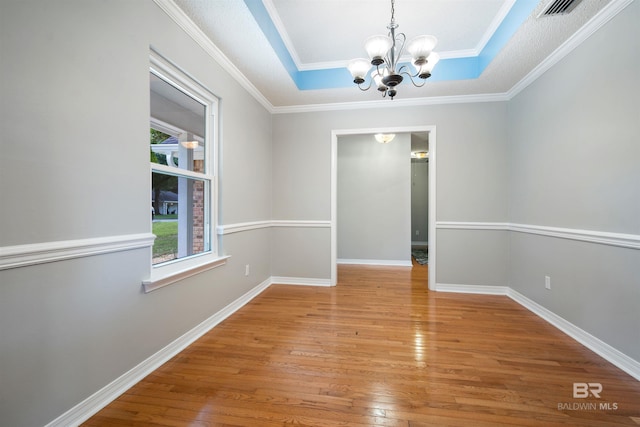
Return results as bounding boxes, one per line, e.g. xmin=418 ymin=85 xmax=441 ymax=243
xmin=261 ymin=0 xmax=302 ymax=68
xmin=473 ymin=0 xmax=518 ymax=57
xmin=152 ymin=0 xmax=275 ymax=113
xmin=272 ymin=93 xmax=511 ymax=114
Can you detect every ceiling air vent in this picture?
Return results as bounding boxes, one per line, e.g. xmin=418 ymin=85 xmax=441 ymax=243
xmin=538 ymin=0 xmax=583 ymax=16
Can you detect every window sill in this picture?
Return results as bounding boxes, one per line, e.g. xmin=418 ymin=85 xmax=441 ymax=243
xmin=142 ymin=255 xmax=230 ymax=293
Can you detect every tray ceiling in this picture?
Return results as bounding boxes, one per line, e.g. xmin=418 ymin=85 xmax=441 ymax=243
xmin=168 ymin=0 xmax=619 ymax=111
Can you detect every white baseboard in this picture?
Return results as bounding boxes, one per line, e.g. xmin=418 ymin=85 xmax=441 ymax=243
xmin=434 ymin=283 xmax=508 ymax=295
xmin=45 ymin=277 xmax=272 ymax=427
xmin=337 ymin=259 xmax=413 ymax=267
xmin=270 ymin=276 xmax=332 ymax=287
xmin=45 ymin=273 xmax=334 ymax=426
xmin=507 ymin=288 xmax=640 ymax=381
xmin=435 ymin=282 xmax=640 ymax=381
xmin=45 ymin=276 xmax=331 ymax=427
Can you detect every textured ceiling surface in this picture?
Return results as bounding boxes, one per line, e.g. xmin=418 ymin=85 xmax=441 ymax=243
xmin=170 ymin=0 xmax=615 ymax=109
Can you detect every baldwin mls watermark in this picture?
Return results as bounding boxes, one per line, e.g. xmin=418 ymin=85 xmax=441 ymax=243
xmin=557 ymin=383 xmax=619 ymax=411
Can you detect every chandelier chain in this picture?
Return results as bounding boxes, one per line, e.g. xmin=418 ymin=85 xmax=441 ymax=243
xmin=390 ymin=0 xmax=396 ymax=24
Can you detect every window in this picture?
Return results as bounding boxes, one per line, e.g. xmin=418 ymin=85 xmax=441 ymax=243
xmin=144 ymin=51 xmax=225 ymax=292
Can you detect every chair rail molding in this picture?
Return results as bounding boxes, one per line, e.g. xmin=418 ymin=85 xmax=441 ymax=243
xmin=217 ymin=220 xmax=331 ymax=235
xmin=436 ymin=221 xmax=510 ymax=231
xmin=509 ymin=223 xmax=640 ymax=250
xmin=435 ymin=221 xmax=640 ymax=250
xmin=0 ymin=233 xmax=156 ymax=271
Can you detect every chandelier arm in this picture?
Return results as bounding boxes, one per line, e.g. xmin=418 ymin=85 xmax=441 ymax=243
xmin=357 ymin=80 xmax=373 ymax=91
xmin=384 ymin=31 xmax=394 ymax=70
xmin=397 ymin=64 xmax=419 ymax=79
xmin=386 ymin=27 xmax=407 ymax=72
xmin=393 ymin=32 xmax=407 ymax=70
xmin=373 ymin=64 xmax=388 ymax=89
xmin=400 ymin=70 xmax=427 ymax=88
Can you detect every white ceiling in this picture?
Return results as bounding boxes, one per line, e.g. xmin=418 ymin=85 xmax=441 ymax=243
xmin=168 ymin=0 xmax=615 ymax=110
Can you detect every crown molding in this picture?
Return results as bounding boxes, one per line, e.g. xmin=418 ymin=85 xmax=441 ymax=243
xmin=261 ymin=0 xmax=303 ymax=70
xmin=476 ymin=0 xmax=519 ymax=56
xmin=507 ymin=0 xmax=635 ymax=100
xmin=272 ymin=92 xmax=511 ymax=114
xmin=152 ymin=0 xmax=274 ymax=113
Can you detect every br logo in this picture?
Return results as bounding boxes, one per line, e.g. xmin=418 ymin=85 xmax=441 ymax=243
xmin=573 ymin=383 xmax=602 ymax=398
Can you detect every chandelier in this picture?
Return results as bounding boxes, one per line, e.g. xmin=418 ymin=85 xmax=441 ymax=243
xmin=347 ymin=0 xmax=440 ymax=100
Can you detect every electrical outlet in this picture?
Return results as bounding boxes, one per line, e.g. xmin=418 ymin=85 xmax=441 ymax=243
xmin=245 ymin=264 xmax=250 ymax=276
xmin=416 ymin=230 xmax=420 ymax=236
xmin=545 ymin=275 xmax=551 ymax=290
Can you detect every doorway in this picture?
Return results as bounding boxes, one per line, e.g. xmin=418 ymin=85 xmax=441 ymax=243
xmin=411 ymin=132 xmax=429 ymax=267
xmin=331 ymin=126 xmax=436 ymax=290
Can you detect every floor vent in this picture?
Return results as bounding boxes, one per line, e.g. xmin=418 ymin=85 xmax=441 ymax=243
xmin=539 ymin=0 xmax=583 ymax=16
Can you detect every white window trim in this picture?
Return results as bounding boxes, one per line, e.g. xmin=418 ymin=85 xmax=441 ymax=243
xmin=144 ymin=49 xmax=226 ymax=292
xmin=152 ymin=163 xmax=209 ymax=181
xmin=143 ymin=254 xmax=230 ymax=293
xmin=150 ymin=117 xmax=189 ymax=139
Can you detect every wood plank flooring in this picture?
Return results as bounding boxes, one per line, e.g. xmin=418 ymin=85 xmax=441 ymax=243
xmin=84 ymin=263 xmax=640 ymax=426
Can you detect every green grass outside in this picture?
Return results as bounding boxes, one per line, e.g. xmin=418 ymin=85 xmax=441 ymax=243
xmin=152 ymin=221 xmax=178 ymax=258
xmin=155 ymin=214 xmax=178 ymax=220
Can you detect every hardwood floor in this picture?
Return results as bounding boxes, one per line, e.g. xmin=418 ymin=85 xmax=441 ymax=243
xmin=84 ymin=263 xmax=640 ymax=426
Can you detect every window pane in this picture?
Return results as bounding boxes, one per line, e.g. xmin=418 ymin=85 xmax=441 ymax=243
xmin=151 ymin=172 xmax=208 ymax=265
xmin=150 ymin=72 xmax=206 ymax=173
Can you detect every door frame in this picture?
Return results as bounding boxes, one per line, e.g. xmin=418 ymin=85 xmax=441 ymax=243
xmin=331 ymin=125 xmax=436 ymax=289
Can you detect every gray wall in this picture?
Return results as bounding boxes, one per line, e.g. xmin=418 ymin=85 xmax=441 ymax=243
xmin=337 ymin=133 xmax=411 ymax=263
xmin=507 ymin=0 xmax=640 ymax=361
xmin=272 ymin=102 xmax=510 ymax=284
xmin=0 ymin=1 xmax=272 ymax=426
